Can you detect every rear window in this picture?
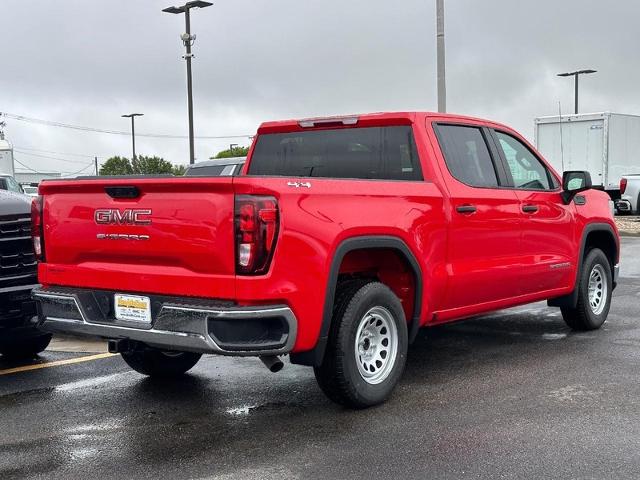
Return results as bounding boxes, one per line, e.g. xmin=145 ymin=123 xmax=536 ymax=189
xmin=247 ymin=126 xmax=423 ymax=181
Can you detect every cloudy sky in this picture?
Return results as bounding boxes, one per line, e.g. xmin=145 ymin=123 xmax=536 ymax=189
xmin=1 ymin=0 xmax=639 ymax=175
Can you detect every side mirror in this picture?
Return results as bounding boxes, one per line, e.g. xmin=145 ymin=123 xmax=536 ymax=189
xmin=561 ymin=170 xmax=592 ymax=204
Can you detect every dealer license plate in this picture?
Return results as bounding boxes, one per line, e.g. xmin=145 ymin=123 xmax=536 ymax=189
xmin=114 ymin=294 xmax=151 ymax=324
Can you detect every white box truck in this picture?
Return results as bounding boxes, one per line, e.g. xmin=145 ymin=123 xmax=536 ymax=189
xmin=535 ymin=112 xmax=640 ymax=199
xmin=0 ymin=137 xmax=14 ymax=176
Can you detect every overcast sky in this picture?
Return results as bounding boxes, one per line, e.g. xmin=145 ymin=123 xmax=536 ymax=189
xmin=1 ymin=0 xmax=639 ymax=174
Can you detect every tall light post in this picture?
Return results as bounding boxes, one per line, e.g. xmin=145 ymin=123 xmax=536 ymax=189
xmin=436 ymin=0 xmax=446 ymax=113
xmin=122 ymin=113 xmax=144 ymax=160
xmin=557 ymin=69 xmax=597 ymax=114
xmin=162 ymin=1 xmax=213 ymax=164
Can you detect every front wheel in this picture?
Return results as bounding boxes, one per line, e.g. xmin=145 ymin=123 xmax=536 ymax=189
xmin=121 ymin=347 xmax=202 ymax=377
xmin=314 ymin=281 xmax=408 ymax=409
xmin=561 ymin=248 xmax=612 ymax=331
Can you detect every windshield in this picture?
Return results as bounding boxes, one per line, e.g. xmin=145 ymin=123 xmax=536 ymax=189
xmin=0 ymin=176 xmax=23 ymax=193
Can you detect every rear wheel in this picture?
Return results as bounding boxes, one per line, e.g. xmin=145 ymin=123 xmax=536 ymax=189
xmin=561 ymin=248 xmax=612 ymax=331
xmin=314 ymin=281 xmax=408 ymax=409
xmin=121 ymin=347 xmax=202 ymax=377
xmin=0 ymin=333 xmax=52 ymax=359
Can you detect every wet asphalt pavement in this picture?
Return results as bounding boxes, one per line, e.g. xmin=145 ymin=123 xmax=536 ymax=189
xmin=2 ymin=238 xmax=640 ymax=479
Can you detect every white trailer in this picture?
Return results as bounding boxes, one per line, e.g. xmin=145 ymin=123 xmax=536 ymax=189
xmin=0 ymin=137 xmax=14 ymax=176
xmin=534 ymin=112 xmax=640 ymax=198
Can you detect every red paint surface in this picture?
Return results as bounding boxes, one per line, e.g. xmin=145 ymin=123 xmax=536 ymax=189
xmin=38 ymin=112 xmax=619 ymax=353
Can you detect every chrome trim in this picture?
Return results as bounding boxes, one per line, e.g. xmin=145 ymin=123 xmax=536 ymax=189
xmin=32 ymin=288 xmax=297 ymax=357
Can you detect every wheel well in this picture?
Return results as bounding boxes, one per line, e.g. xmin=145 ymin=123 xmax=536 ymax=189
xmin=289 ymin=236 xmax=423 ymax=367
xmin=337 ymin=248 xmax=416 ymax=326
xmin=584 ymin=230 xmax=617 ymax=271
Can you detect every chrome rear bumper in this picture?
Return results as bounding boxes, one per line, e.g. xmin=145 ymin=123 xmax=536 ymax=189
xmin=32 ymin=286 xmax=297 ymax=356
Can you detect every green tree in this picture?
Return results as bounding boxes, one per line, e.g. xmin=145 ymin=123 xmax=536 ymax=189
xmin=212 ymin=146 xmax=249 ymax=159
xmin=100 ymin=155 xmax=185 ymax=176
xmin=172 ymin=164 xmax=187 ymax=176
xmin=132 ymin=155 xmax=175 ymax=175
xmin=99 ymin=156 xmax=133 ymax=175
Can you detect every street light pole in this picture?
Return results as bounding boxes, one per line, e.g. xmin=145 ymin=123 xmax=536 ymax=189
xmin=557 ymin=69 xmax=597 ymax=114
xmin=121 ymin=113 xmax=144 ymax=160
xmin=184 ymin=8 xmax=195 ymax=165
xmin=163 ymin=1 xmax=213 ymax=165
xmin=436 ymin=0 xmax=446 ymax=113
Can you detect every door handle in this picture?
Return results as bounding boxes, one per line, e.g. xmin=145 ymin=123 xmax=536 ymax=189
xmin=456 ymin=204 xmax=477 ymax=214
xmin=522 ymin=204 xmax=539 ymax=213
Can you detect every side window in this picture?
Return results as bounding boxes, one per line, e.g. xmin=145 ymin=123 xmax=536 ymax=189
xmin=435 ymin=125 xmax=499 ymax=188
xmin=495 ymin=131 xmax=553 ymax=190
xmin=220 ymin=165 xmax=236 ymax=176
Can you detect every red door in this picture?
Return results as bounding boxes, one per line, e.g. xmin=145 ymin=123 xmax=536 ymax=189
xmin=492 ymin=129 xmax=576 ymax=295
xmin=430 ymin=123 xmax=523 ymax=312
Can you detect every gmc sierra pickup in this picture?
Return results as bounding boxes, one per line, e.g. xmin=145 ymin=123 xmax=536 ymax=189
xmin=0 ymin=189 xmax=51 ymax=358
xmin=32 ymin=112 xmax=619 ymax=408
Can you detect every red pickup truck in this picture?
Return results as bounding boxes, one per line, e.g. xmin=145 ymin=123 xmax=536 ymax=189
xmin=32 ymin=112 xmax=619 ymax=408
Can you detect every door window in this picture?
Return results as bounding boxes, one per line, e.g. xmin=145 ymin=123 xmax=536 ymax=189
xmin=495 ymin=132 xmax=554 ymax=190
xmin=435 ymin=125 xmax=499 ymax=188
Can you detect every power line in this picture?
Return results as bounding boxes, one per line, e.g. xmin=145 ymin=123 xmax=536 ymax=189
xmin=59 ymin=162 xmax=96 ymax=178
xmin=1 ymin=112 xmax=252 ymax=140
xmin=13 ymin=149 xmax=97 ymax=165
xmin=13 ymin=155 xmax=94 ymax=176
xmin=13 ymin=145 xmax=99 ymax=158
xmin=13 ymin=157 xmax=41 ymax=173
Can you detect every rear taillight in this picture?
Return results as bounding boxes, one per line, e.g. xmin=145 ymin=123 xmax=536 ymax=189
xmin=31 ymin=195 xmax=45 ymax=261
xmin=620 ymin=178 xmax=628 ymax=195
xmin=235 ymin=195 xmax=279 ymax=275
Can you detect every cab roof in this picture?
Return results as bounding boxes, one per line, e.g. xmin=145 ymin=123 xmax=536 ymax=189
xmin=257 ymin=111 xmax=512 ymax=135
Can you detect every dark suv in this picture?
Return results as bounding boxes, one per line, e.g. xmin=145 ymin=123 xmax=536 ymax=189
xmin=0 ymin=189 xmax=51 ymax=358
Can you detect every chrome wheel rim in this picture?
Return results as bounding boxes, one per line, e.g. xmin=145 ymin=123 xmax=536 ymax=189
xmin=588 ymin=264 xmax=607 ymax=315
xmin=354 ymin=306 xmax=398 ymax=385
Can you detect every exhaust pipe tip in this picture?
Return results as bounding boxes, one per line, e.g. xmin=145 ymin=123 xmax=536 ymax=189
xmin=260 ymin=355 xmax=284 ymax=373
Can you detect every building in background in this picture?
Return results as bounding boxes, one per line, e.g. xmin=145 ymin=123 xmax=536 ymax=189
xmin=14 ymin=171 xmax=62 ymax=184
xmin=0 ymin=136 xmax=14 ymax=176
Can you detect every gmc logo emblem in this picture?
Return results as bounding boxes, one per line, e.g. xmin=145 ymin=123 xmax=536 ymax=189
xmin=94 ymin=209 xmax=152 ymax=225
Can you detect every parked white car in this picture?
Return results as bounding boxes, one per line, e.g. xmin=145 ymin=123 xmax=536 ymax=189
xmin=617 ymin=174 xmax=640 ymax=214
xmin=21 ymin=185 xmax=38 ymax=197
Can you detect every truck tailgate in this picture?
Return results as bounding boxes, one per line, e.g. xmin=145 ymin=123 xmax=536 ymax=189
xmin=38 ymin=177 xmax=236 ymax=299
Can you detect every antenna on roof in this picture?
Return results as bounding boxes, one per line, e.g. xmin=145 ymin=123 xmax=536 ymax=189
xmin=558 ymin=101 xmax=565 ymax=173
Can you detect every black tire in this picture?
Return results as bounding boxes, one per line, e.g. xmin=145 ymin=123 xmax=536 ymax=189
xmin=561 ymin=248 xmax=612 ymax=331
xmin=0 ymin=334 xmax=52 ymax=359
xmin=121 ymin=347 xmax=202 ymax=377
xmin=314 ymin=280 xmax=408 ymax=409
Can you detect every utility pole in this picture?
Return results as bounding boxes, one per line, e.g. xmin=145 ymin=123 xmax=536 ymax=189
xmin=163 ymin=1 xmax=213 ymax=164
xmin=557 ymin=69 xmax=597 ymax=114
xmin=95 ymin=156 xmax=98 ymax=175
xmin=122 ymin=113 xmax=143 ymax=160
xmin=436 ymin=0 xmax=446 ymax=113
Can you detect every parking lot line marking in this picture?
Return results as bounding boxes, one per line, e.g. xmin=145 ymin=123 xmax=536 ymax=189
xmin=0 ymin=352 xmax=116 ymax=376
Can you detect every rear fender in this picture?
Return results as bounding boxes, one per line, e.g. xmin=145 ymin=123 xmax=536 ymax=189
xmin=290 ymin=236 xmax=423 ymax=366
